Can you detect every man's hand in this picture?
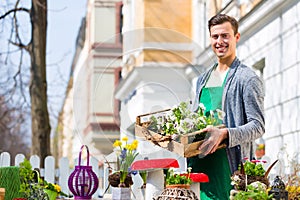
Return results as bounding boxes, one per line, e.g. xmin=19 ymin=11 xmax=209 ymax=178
xmin=198 ymin=126 xmax=228 ymax=158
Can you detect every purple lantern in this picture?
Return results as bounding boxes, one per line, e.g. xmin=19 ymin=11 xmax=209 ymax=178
xmin=68 ymin=145 xmax=99 ymax=200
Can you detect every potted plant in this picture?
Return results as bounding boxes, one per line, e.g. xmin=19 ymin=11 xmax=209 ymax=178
xmin=108 ymin=136 xmax=139 ymax=200
xmin=165 ymin=167 xmax=192 ymax=189
xmin=14 ymin=158 xmax=48 ymax=200
xmin=230 ymin=158 xmax=278 ymax=200
xmin=152 ymin=167 xmax=202 ymax=200
xmin=230 ymin=181 xmax=273 ymax=200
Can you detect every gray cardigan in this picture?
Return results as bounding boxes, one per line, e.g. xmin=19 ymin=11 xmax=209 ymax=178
xmin=192 ymin=57 xmax=265 ymax=173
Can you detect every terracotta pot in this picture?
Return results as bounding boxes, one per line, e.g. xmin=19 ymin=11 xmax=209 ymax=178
xmin=166 ymin=184 xmax=190 ymax=189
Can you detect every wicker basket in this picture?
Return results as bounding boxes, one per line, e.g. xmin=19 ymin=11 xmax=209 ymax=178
xmin=153 ymin=187 xmax=199 ymax=200
xmin=232 ymin=160 xmax=278 ymax=191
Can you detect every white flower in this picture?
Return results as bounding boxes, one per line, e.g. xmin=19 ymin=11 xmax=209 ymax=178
xmin=149 ymin=101 xmax=226 ymax=135
xmin=199 ymin=103 xmax=205 ymax=111
xmin=210 ymin=110 xmax=214 ymax=117
xmin=169 ymin=114 xmax=176 ymax=121
xmin=232 ymin=175 xmax=240 ymax=182
xmin=166 ymin=122 xmax=173 ymax=129
xmin=157 ymin=116 xmax=163 ymax=124
xmin=231 ymin=175 xmax=241 ymax=186
xmin=216 ymin=109 xmax=226 ymax=120
xmin=249 ymin=181 xmax=267 ymax=191
xmin=197 ymin=116 xmax=206 ymax=124
xmin=174 ymin=171 xmax=180 ymax=175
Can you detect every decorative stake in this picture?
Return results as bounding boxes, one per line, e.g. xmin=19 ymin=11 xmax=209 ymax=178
xmin=68 ymin=145 xmax=99 ymax=200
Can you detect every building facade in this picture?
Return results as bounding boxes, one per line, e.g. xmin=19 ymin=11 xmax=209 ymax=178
xmin=57 ymin=0 xmax=123 ymax=164
xmin=116 ymin=0 xmax=300 ymax=178
xmin=59 ymin=0 xmax=300 ymax=197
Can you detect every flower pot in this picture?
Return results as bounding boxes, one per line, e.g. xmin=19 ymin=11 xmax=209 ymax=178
xmin=108 ymin=172 xmax=133 ymax=188
xmin=166 ymin=184 xmax=191 ymax=189
xmin=44 ymin=189 xmax=58 ymax=200
xmin=111 ymin=187 xmax=131 ymax=200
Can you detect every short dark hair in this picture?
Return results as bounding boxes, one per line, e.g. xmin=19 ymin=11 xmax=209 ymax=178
xmin=208 ymin=14 xmax=239 ymax=35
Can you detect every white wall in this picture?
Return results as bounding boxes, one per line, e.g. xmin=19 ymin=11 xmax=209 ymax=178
xmin=237 ymin=1 xmax=300 ymax=174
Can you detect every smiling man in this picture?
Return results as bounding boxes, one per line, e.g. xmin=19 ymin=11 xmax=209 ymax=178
xmin=188 ymin=14 xmax=265 ymax=199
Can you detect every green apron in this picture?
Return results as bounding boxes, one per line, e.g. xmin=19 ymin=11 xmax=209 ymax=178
xmin=188 ymin=73 xmax=232 ymax=200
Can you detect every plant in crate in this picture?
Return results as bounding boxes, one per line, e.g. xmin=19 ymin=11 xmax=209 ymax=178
xmin=148 ymin=101 xmax=225 ymax=137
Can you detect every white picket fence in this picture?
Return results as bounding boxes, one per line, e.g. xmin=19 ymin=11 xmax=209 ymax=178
xmin=0 ymin=152 xmax=106 ymax=198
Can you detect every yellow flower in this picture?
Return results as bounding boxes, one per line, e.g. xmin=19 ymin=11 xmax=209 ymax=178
xmin=122 ymin=136 xmax=128 ymax=142
xmin=113 ymin=140 xmax=122 ymax=147
xmin=133 ymin=139 xmax=138 ymax=145
xmin=131 ymin=143 xmax=138 ymax=150
xmin=54 ymin=184 xmax=61 ymax=193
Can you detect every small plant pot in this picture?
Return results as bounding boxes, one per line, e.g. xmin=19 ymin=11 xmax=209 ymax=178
xmin=111 ymin=187 xmax=131 ymax=200
xmin=166 ymin=184 xmax=190 ymax=189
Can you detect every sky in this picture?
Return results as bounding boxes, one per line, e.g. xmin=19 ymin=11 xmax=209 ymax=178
xmin=0 ymin=0 xmax=87 ymax=138
xmin=47 ymin=0 xmax=87 ymax=121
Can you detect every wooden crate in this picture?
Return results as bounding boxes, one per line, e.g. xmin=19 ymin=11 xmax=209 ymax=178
xmin=135 ymin=110 xmax=226 ymax=158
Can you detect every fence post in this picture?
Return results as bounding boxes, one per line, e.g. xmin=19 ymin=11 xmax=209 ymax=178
xmin=103 ymin=163 xmax=110 ymax=196
xmin=59 ymin=157 xmax=70 ymax=196
xmin=15 ymin=154 xmax=25 ymax=166
xmin=90 ymin=156 xmax=100 ymax=198
xmin=30 ymin=155 xmax=40 ymax=169
xmin=44 ymin=156 xmax=55 ymax=183
xmin=0 ymin=152 xmax=10 ymax=167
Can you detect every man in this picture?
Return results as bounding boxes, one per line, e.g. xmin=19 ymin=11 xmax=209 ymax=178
xmin=188 ymin=14 xmax=265 ymax=199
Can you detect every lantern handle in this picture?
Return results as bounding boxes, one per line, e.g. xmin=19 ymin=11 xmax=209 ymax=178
xmin=78 ymin=145 xmax=90 ymax=166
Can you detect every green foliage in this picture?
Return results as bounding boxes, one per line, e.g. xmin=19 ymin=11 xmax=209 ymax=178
xmin=19 ymin=158 xmax=35 ymax=198
xmin=243 ymin=160 xmax=266 ymax=177
xmin=139 ymin=171 xmax=147 ymax=184
xmin=43 ymin=180 xmax=68 ymax=197
xmin=165 ymin=168 xmax=192 ymax=186
xmin=18 ymin=159 xmax=49 ymax=199
xmin=233 ymin=184 xmax=273 ymax=200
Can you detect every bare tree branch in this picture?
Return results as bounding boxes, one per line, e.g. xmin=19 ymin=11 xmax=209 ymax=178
xmin=0 ymin=7 xmax=30 ymax=20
